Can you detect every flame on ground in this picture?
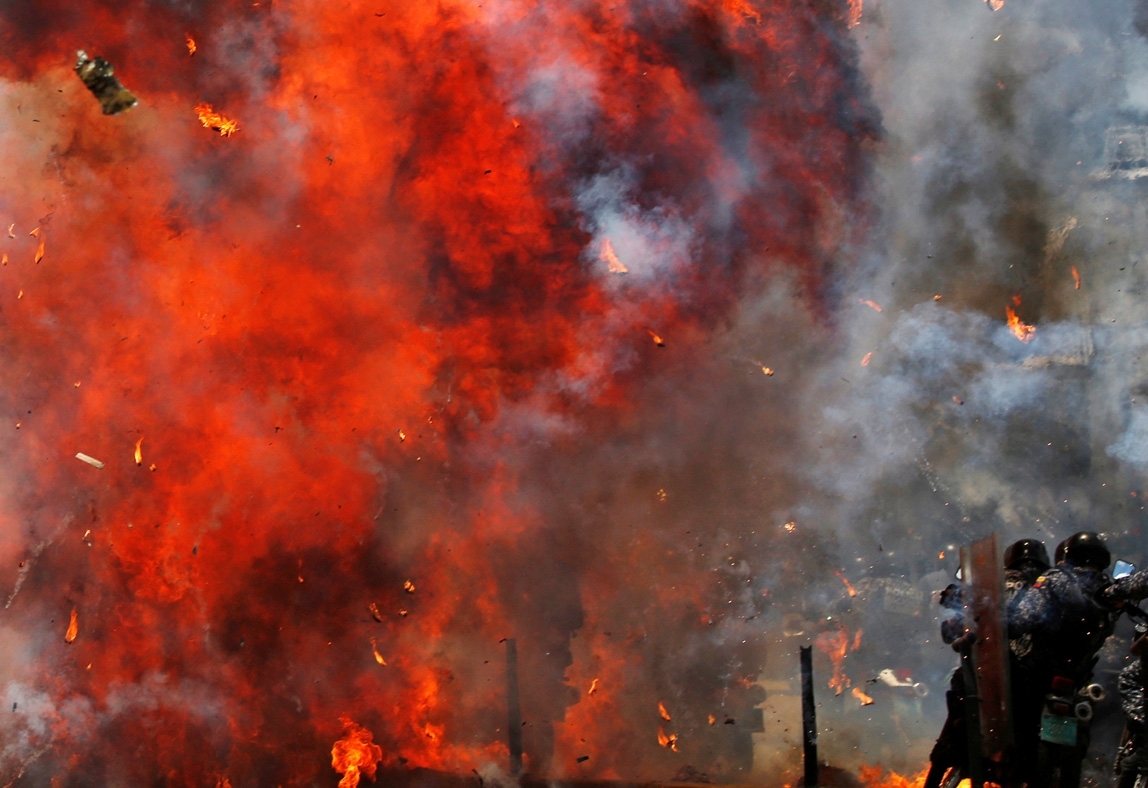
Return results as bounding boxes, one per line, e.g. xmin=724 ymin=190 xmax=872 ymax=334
xmin=331 ymin=716 xmax=384 ymax=788
xmin=857 ymin=765 xmax=931 ymax=787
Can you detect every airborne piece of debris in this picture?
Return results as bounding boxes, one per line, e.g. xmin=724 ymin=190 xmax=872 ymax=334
xmin=74 ymin=51 xmax=138 ymax=115
xmin=75 ymin=452 xmax=105 ymax=469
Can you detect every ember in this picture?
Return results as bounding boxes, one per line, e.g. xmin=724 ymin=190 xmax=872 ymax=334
xmin=134 ymin=437 xmax=144 ymax=466
xmin=658 ymin=701 xmax=672 ymax=721
xmin=186 ymin=35 xmax=197 ymax=56
xmin=851 ymin=687 xmax=874 ymax=706
xmin=656 ymin=726 xmax=679 ymax=752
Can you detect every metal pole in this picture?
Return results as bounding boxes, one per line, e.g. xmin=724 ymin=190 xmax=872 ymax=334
xmin=506 ymin=638 xmax=524 ymax=777
xmin=800 ymin=645 xmax=818 ymax=787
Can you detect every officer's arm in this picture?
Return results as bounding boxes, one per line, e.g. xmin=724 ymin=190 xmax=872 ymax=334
xmin=1104 ymin=568 xmax=1148 ymax=603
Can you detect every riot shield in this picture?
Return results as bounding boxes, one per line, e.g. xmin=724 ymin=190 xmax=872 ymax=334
xmin=960 ymin=533 xmax=1013 ymax=759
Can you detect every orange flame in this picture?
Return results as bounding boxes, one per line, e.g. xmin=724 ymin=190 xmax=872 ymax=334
xmin=368 ymin=602 xmax=382 ymax=622
xmin=658 ymin=701 xmax=672 ymax=721
xmin=647 ymin=329 xmax=665 ymax=347
xmin=814 ymin=628 xmax=850 ymax=694
xmin=859 ymin=298 xmax=883 ymax=313
xmin=34 ymin=235 xmax=44 ymax=264
xmin=852 ymin=686 xmax=874 ymax=706
xmin=403 ymin=580 xmax=415 ymax=593
xmin=194 ymin=104 xmax=239 ymax=137
xmin=186 ymin=35 xmax=197 ymax=56
xmin=64 ymin=608 xmax=78 ymax=643
xmin=860 ymin=351 xmax=873 ymax=367
xmin=846 ymin=0 xmax=863 ymax=28
xmin=1006 ymin=297 xmax=1035 ymax=343
xmin=369 ymin=638 xmax=386 ymax=665
xmin=600 ymin=238 xmax=628 ymax=274
xmin=856 ymin=765 xmax=931 ymax=787
xmin=656 ymin=725 xmax=679 ymax=752
xmin=852 ymin=629 xmax=863 ymax=650
xmin=134 ymin=437 xmax=144 ymax=466
xmin=587 ymin=678 xmax=599 ymax=695
xmin=331 ymin=716 xmax=383 ymax=788
xmin=1071 ymin=266 xmax=1081 ymax=290
xmin=834 ymin=570 xmax=857 ymax=598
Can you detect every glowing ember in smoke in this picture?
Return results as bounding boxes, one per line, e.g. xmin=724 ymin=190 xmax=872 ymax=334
xmin=861 ymin=351 xmax=873 ymax=366
xmin=331 ymin=716 xmax=383 ymax=788
xmin=1005 ymin=298 xmax=1036 ymax=343
xmin=5 ymin=223 xmax=13 ymax=238
xmin=403 ymin=580 xmax=415 ymax=593
xmin=28 ymin=226 xmax=39 ymax=238
xmin=195 ymin=103 xmax=239 ymax=136
xmin=834 ymin=569 xmax=857 ymax=597
xmin=33 ymin=235 xmax=44 ymax=264
xmin=784 ymin=521 xmax=797 ymax=532
xmin=368 ymin=602 xmax=383 ymax=622
xmin=134 ymin=436 xmax=144 ymax=465
xmin=369 ymin=638 xmax=386 ymax=665
xmin=600 ymin=238 xmax=628 ymax=274
xmin=814 ymin=629 xmax=851 ymax=695
xmin=851 ymin=686 xmax=874 ymax=706
xmin=762 ymin=366 xmax=774 ymax=376
xmin=648 ymin=329 xmax=666 ymax=347
xmin=186 ymin=35 xmax=197 ymax=56
xmin=1071 ymin=266 xmax=1081 ymax=289
xmin=852 ymin=629 xmax=863 ymax=650
xmin=656 ymin=726 xmax=679 ymax=752
xmin=1 ymin=253 xmax=6 ymax=266
xmin=64 ymin=607 xmax=78 ymax=643
xmin=658 ymin=701 xmax=672 ymax=721
xmin=986 ymin=0 xmax=1004 ymax=10
xmin=588 ymin=678 xmax=599 ymax=695
xmin=859 ymin=298 xmax=883 ymax=312
xmin=708 ymin=714 xmax=716 ymax=725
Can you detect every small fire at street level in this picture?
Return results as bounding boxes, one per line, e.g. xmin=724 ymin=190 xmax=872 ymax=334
xmin=2 ymin=0 xmax=1148 ymax=786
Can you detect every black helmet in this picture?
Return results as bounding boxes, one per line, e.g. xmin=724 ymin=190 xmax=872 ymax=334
xmin=1055 ymin=531 xmax=1111 ymax=570
xmin=1004 ymin=539 xmax=1050 ymax=571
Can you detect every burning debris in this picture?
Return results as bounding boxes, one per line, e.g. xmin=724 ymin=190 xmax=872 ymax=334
xmin=859 ymin=298 xmax=883 ymax=313
xmin=647 ymin=330 xmax=666 ymax=347
xmin=657 ymin=701 xmax=672 ymax=721
xmin=195 ymin=103 xmax=239 ymax=136
xmin=186 ymin=35 xmax=197 ymax=56
xmin=851 ymin=687 xmax=874 ymax=706
xmin=656 ymin=726 xmax=679 ymax=752
xmin=860 ymin=352 xmax=873 ymax=367
xmin=134 ymin=437 xmax=144 ymax=465
xmin=64 ymin=608 xmax=78 ymax=643
xmin=369 ymin=638 xmax=386 ymax=665
xmin=331 ymin=716 xmax=383 ymax=788
xmin=368 ymin=602 xmax=383 ymax=622
xmin=403 ymin=580 xmax=415 ymax=593
xmin=74 ymin=51 xmax=138 ymax=115
xmin=1071 ymin=266 xmax=1082 ymax=290
xmin=600 ymin=238 xmax=628 ymax=274
xmin=587 ymin=678 xmax=599 ymax=695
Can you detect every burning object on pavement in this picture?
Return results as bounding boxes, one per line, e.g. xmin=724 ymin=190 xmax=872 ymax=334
xmin=74 ymin=51 xmax=138 ymax=115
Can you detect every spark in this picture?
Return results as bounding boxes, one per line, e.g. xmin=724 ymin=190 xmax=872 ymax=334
xmin=859 ymin=298 xmax=883 ymax=313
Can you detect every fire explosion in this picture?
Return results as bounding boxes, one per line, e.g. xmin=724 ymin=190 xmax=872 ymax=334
xmin=0 ymin=0 xmax=878 ymax=784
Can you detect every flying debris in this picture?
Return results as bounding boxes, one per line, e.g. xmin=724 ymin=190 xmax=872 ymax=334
xmin=658 ymin=701 xmax=672 ymax=721
xmin=134 ymin=437 xmax=143 ymax=465
xmin=859 ymin=298 xmax=883 ymax=313
xmin=369 ymin=638 xmax=386 ymax=665
xmin=861 ymin=352 xmax=873 ymax=367
xmin=368 ymin=602 xmax=383 ymax=622
xmin=648 ymin=330 xmax=666 ymax=347
xmin=186 ymin=35 xmax=197 ymax=56
xmin=74 ymin=51 xmax=138 ymax=115
xmin=588 ymin=678 xmax=599 ymax=695
xmin=1071 ymin=266 xmax=1082 ymax=290
xmin=75 ymin=452 xmax=105 ymax=469
xmin=34 ymin=235 xmax=44 ymax=264
xmin=657 ymin=726 xmax=679 ymax=752
xmin=403 ymin=580 xmax=415 ymax=593
xmin=6 ymin=224 xmax=13 ymax=238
